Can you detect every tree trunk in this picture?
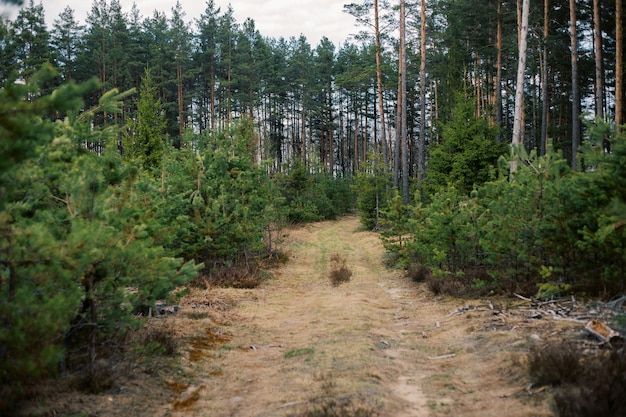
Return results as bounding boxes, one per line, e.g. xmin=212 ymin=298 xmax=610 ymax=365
xmin=616 ymin=0 xmax=623 ymax=128
xmin=540 ymin=0 xmax=549 ymax=156
xmin=400 ymin=0 xmax=409 ymax=203
xmin=394 ymin=72 xmax=401 ymax=188
xmin=354 ymin=104 xmax=359 ymax=173
xmin=418 ymin=0 xmax=427 ymax=182
xmin=177 ymin=63 xmax=184 ymax=143
xmin=210 ymin=58 xmax=216 ymax=131
xmin=374 ymin=0 xmax=388 ymax=168
xmin=511 ymin=0 xmax=530 ymax=174
xmin=570 ymin=0 xmax=581 ymax=170
xmin=594 ymin=0 xmax=604 ymax=120
xmin=301 ymin=84 xmax=307 ymax=164
xmin=328 ymin=79 xmax=334 ymax=174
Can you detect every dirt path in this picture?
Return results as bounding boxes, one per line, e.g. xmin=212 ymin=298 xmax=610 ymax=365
xmin=23 ymin=216 xmax=557 ymax=416
xmin=167 ymin=216 xmax=552 ymax=417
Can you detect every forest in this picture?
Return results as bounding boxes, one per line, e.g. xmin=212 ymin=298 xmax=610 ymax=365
xmin=0 ymin=0 xmax=625 ymax=411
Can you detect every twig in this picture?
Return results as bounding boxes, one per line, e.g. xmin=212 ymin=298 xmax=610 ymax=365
xmin=513 ymin=293 xmax=532 ymax=302
xmin=428 ymin=353 xmax=456 ymax=360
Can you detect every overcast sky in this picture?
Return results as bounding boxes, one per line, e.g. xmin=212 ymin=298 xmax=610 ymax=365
xmin=2 ymin=0 xmax=359 ymax=47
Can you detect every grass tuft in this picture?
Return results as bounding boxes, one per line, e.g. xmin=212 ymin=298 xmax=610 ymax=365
xmin=329 ymin=253 xmax=353 ymax=286
xmin=527 ymin=341 xmax=626 ymax=417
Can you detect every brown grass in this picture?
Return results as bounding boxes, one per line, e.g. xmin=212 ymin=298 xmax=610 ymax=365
xmin=329 ymin=253 xmax=353 ymax=286
xmin=528 ymin=342 xmax=626 ymax=417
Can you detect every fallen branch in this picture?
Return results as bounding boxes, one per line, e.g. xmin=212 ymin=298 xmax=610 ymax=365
xmin=514 ymin=293 xmax=533 ymax=302
xmin=428 ymin=353 xmax=456 ymax=360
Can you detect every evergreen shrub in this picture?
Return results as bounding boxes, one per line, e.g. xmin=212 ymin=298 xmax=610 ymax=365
xmin=275 ymin=163 xmax=355 ymax=224
xmin=381 ymin=122 xmax=626 ymax=297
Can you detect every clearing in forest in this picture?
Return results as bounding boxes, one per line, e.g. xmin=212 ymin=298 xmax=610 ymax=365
xmin=24 ymin=216 xmax=558 ymax=417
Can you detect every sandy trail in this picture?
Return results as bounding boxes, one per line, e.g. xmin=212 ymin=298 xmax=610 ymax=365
xmin=15 ymin=216 xmax=565 ymax=417
xmin=170 ymin=216 xmax=552 ymax=417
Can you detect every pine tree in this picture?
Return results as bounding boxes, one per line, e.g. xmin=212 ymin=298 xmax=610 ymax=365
xmin=8 ymin=0 xmax=50 ymax=82
xmin=0 ymin=67 xmax=96 ymax=408
xmin=194 ymin=0 xmax=221 ymax=132
xmin=169 ymin=1 xmax=191 ymax=142
xmin=123 ymin=68 xmax=166 ymax=173
xmin=425 ymin=94 xmax=506 ymax=195
xmin=50 ymin=6 xmax=84 ymax=82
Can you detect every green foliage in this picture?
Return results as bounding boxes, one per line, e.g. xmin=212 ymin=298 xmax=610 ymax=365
xmin=0 ymin=65 xmax=97 ymax=180
xmin=425 ymin=94 xmax=507 ymax=196
xmin=352 ymin=153 xmax=391 ymax=229
xmin=274 ymin=162 xmax=355 ymax=224
xmin=122 ymin=68 xmax=166 ymax=173
xmin=0 ymin=76 xmax=199 ymax=410
xmin=379 ymin=191 xmax=416 ymax=264
xmin=382 ymin=122 xmax=626 ymax=296
xmin=536 ymin=282 xmax=572 ymax=300
xmin=146 ymin=118 xmax=276 ymax=266
xmin=0 ymin=216 xmax=82 ymax=398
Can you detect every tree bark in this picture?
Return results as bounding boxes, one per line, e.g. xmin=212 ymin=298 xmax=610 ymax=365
xmin=540 ymin=0 xmax=549 ymax=156
xmin=570 ymin=0 xmax=581 ymax=170
xmin=593 ymin=0 xmax=604 ymax=120
xmin=418 ymin=0 xmax=427 ymax=182
xmin=374 ymin=0 xmax=388 ymax=168
xmin=616 ymin=0 xmax=623 ymax=128
xmin=495 ymin=0 xmax=503 ymax=140
xmin=400 ymin=0 xmax=409 ymax=203
xmin=177 ymin=63 xmax=185 ymax=142
xmin=511 ymin=0 xmax=530 ymax=174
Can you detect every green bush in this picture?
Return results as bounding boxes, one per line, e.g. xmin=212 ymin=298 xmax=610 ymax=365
xmin=275 ymin=163 xmax=355 ymax=224
xmin=382 ymin=122 xmax=626 ymax=296
xmin=0 ymin=76 xmax=200 ymax=410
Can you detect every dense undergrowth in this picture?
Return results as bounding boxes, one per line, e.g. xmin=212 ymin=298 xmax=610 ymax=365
xmin=0 ymin=69 xmax=355 ymax=411
xmin=377 ymin=121 xmax=626 ymax=300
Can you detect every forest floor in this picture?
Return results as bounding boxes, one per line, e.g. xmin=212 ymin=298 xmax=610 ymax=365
xmin=21 ymin=215 xmax=578 ymax=417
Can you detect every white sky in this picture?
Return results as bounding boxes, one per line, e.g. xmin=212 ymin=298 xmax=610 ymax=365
xmin=2 ymin=0 xmax=359 ymax=47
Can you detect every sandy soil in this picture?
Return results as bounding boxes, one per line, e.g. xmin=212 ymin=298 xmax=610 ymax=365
xmin=20 ymin=216 xmax=564 ymax=417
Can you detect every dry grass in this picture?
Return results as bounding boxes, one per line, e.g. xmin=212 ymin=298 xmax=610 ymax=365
xmin=527 ymin=342 xmax=581 ymax=387
xmin=290 ymin=373 xmax=380 ymax=417
xmin=528 ymin=342 xmax=626 ymax=417
xmin=406 ymin=262 xmax=431 ymax=283
xmin=329 ymin=253 xmax=353 ymax=286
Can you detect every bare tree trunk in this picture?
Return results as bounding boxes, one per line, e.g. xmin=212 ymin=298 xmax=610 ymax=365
xmin=511 ymin=0 xmax=530 ymax=174
xmin=301 ymin=85 xmax=307 ymax=164
xmin=374 ymin=0 xmax=388 ymax=169
xmin=570 ymin=0 xmax=581 ymax=170
xmin=540 ymin=0 xmax=549 ymax=156
xmin=495 ymin=0 xmax=503 ymax=139
xmin=616 ymin=0 xmax=623 ymax=128
xmin=399 ymin=0 xmax=409 ymax=203
xmin=177 ymin=64 xmax=185 ymax=143
xmin=210 ymin=60 xmax=216 ymax=131
xmin=328 ymin=79 xmax=334 ymax=174
xmin=594 ymin=0 xmax=604 ymax=120
xmin=418 ymin=0 xmax=427 ymax=182
xmin=354 ymin=104 xmax=359 ymax=173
